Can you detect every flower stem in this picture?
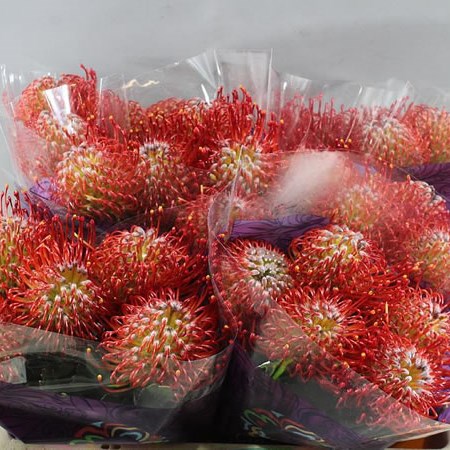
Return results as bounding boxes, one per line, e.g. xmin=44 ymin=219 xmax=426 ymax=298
xmin=272 ymin=358 xmax=292 ymax=380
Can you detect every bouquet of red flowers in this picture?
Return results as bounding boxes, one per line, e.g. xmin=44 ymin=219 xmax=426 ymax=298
xmin=0 ymin=50 xmax=276 ymax=444
xmin=209 ymin=149 xmax=450 ymax=448
xmin=208 ymin=66 xmax=450 ymax=447
xmin=1 ymin=50 xmax=450 ymax=448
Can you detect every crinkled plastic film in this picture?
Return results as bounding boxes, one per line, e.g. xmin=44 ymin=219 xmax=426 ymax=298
xmin=2 ymin=50 xmax=450 ymax=447
xmin=0 ymin=317 xmax=233 ymax=444
xmin=208 ymin=151 xmax=450 ymax=449
xmin=99 ymin=49 xmax=274 ymax=109
xmin=0 ymin=50 xmax=275 ymax=225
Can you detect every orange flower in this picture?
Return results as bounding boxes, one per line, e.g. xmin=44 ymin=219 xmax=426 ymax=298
xmin=101 ymin=288 xmax=221 ymax=392
xmin=6 ymin=216 xmax=110 ymax=340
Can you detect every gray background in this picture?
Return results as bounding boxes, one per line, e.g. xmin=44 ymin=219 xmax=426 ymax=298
xmin=0 ymin=0 xmax=449 ymax=183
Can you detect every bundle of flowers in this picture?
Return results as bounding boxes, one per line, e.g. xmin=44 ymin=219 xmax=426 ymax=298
xmin=1 ymin=50 xmax=450 ymax=448
xmin=0 ymin=57 xmax=276 ymax=443
xmin=209 ymin=150 xmax=450 ymax=448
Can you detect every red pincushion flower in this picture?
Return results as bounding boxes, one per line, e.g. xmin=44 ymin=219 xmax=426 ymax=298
xmin=214 ymin=238 xmax=294 ymax=349
xmin=34 ymin=111 xmax=88 ymax=177
xmin=174 ymin=194 xmax=213 ymax=254
xmin=6 ymin=216 xmax=110 ymax=340
xmin=317 ymin=170 xmax=393 ymax=238
xmin=387 ymin=288 xmax=450 ymax=353
xmin=138 ymin=139 xmax=196 ymax=211
xmin=53 ymin=139 xmax=147 ymax=222
xmin=280 ymin=96 xmax=364 ymax=153
xmin=362 ymin=109 xmax=428 ymax=167
xmin=220 ymin=239 xmax=294 ymax=314
xmin=0 ymin=190 xmax=50 ymax=304
xmin=405 ymin=227 xmax=450 ymax=293
xmin=391 ymin=179 xmax=449 ymax=230
xmin=139 ymin=97 xmax=207 ymax=146
xmin=280 ymin=287 xmax=366 ymax=353
xmin=57 ymin=67 xmax=97 ymax=121
xmin=289 ymin=224 xmax=403 ymax=299
xmin=257 ymin=286 xmax=369 ymax=380
xmin=15 ymin=76 xmax=57 ymax=127
xmin=405 ymin=104 xmax=450 ymax=163
xmin=145 ymin=98 xmax=215 ymax=174
xmin=15 ymin=67 xmax=97 ymax=129
xmin=374 ymin=179 xmax=449 ymax=265
xmin=205 ymin=88 xmax=280 ymax=194
xmin=92 ymin=226 xmax=207 ymax=304
xmin=364 ymin=332 xmax=450 ymax=418
xmin=219 ymin=238 xmax=293 ymax=349
xmin=101 ymin=288 xmax=221 ymax=392
xmin=128 ymin=100 xmax=210 ymax=210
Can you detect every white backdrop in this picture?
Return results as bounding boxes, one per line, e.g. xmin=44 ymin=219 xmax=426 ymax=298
xmin=0 ymin=0 xmax=450 ymax=182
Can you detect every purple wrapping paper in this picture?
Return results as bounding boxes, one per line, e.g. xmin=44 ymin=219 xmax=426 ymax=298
xmin=218 ymin=345 xmax=390 ymax=450
xmin=210 ymin=186 xmax=450 ymax=448
xmin=29 ymin=178 xmax=53 ymax=201
xmin=0 ymin=381 xmax=222 ymax=444
xmin=0 ymin=322 xmax=233 ymax=445
xmin=230 ymin=214 xmax=330 ymax=252
xmin=220 ymin=214 xmax=388 ymax=449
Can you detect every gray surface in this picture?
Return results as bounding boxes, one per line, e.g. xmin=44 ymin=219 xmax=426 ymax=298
xmin=0 ymin=0 xmax=450 ymax=184
xmin=0 ymin=0 xmax=449 ymax=84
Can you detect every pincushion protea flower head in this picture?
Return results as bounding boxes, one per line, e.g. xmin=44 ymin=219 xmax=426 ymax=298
xmin=279 ymin=287 xmax=366 ymax=352
xmin=257 ymin=286 xmax=369 ymax=380
xmin=405 ymin=227 xmax=450 ymax=293
xmin=57 ymin=67 xmax=97 ymax=121
xmin=33 ymin=111 xmax=88 ymax=177
xmin=138 ymin=139 xmax=196 ymax=211
xmin=207 ymin=88 xmax=280 ymax=194
xmin=101 ymin=288 xmax=221 ymax=392
xmin=14 ymin=66 xmax=97 ymax=129
xmin=5 ymin=216 xmax=110 ymax=340
xmin=280 ymin=96 xmax=364 ymax=153
xmin=289 ymin=224 xmax=402 ymax=298
xmin=387 ymin=288 xmax=450 ymax=353
xmin=364 ymin=331 xmax=450 ymax=418
xmin=128 ymin=97 xmax=205 ymax=145
xmin=317 ymin=170 xmax=392 ymax=237
xmin=405 ymin=104 xmax=450 ymax=163
xmin=35 ymin=111 xmax=88 ymax=148
xmin=130 ymin=100 xmax=210 ymax=210
xmin=390 ymin=179 xmax=449 ymax=237
xmin=145 ymin=97 xmax=214 ymax=176
xmin=14 ymin=76 xmax=57 ymax=127
xmin=362 ymin=105 xmax=428 ymax=167
xmin=174 ymin=194 xmax=213 ymax=254
xmin=220 ymin=239 xmax=294 ymax=314
xmin=53 ymin=137 xmax=147 ymax=222
xmin=0 ymin=189 xmax=49 ymax=302
xmin=92 ymin=225 xmax=207 ymax=304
